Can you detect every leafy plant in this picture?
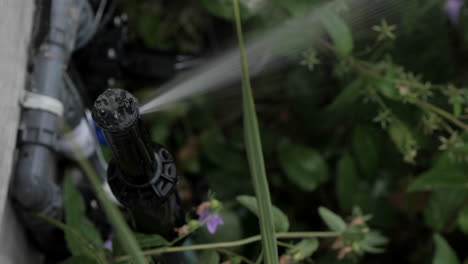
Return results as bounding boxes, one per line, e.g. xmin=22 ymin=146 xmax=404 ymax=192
xmin=56 ymin=0 xmax=468 ymax=263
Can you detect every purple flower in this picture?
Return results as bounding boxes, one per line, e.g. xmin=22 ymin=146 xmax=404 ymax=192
xmin=446 ymin=0 xmax=464 ymax=24
xmin=198 ymin=207 xmax=224 ymax=234
xmin=104 ymin=238 xmax=113 ymax=251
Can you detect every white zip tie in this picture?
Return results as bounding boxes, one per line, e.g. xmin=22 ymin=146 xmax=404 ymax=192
xmin=21 ymin=91 xmax=64 ymax=117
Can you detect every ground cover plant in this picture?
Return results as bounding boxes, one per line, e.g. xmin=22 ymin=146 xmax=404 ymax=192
xmin=53 ymin=0 xmax=468 ymax=263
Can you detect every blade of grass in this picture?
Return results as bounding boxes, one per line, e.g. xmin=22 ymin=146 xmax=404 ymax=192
xmin=64 ymin=125 xmax=147 ymax=264
xmin=232 ymin=1 xmax=279 ymax=263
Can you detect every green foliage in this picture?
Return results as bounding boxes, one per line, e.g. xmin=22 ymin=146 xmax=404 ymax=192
xmin=326 ymin=78 xmax=364 ymax=112
xmin=387 ymin=120 xmax=418 ymax=163
xmin=197 ymin=250 xmax=220 ymax=264
xmin=359 ymin=231 xmax=388 ymax=254
xmin=352 ymin=125 xmax=381 ymax=178
xmin=300 ymin=50 xmax=321 ymax=71
xmin=424 ymin=190 xmax=467 ymax=231
xmin=237 ymin=195 xmax=290 ymax=232
xmin=318 ymin=207 xmax=388 ymax=258
xmin=336 ymin=153 xmax=360 ymax=211
xmin=135 ymin=10 xmax=163 ymax=49
xmin=233 ymin=0 xmax=279 ymax=262
xmin=318 ymin=207 xmax=347 ymax=232
xmin=318 ymin=8 xmax=353 ymax=55
xmin=278 ymin=143 xmax=329 ymax=191
xmin=201 ymin=129 xmax=247 ymax=172
xmin=66 ymin=127 xmax=147 ymax=264
xmin=63 ymin=175 xmax=104 ymax=258
xmin=35 ymin=214 xmax=107 ymax=264
xmin=372 ymin=19 xmax=397 ymax=42
xmin=408 ymin=153 xmax=468 ymax=191
xmin=63 ymin=1 xmax=468 ymax=263
xmin=124 ymin=0 xmax=208 ymax=52
xmin=287 ymin=238 xmax=319 ymax=261
xmin=457 ymin=205 xmax=468 ymax=234
xmin=433 ymin=234 xmax=460 ymax=264
xmin=133 ymin=233 xmax=169 ymax=249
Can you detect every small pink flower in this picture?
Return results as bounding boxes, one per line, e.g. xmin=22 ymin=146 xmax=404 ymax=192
xmin=174 ymin=224 xmax=190 ymax=236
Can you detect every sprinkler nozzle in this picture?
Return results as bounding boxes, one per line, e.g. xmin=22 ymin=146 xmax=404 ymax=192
xmin=92 ymin=89 xmax=183 ymax=236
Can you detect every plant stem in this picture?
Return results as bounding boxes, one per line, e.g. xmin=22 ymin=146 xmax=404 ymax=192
xmin=347 ymin=58 xmax=468 ymax=132
xmin=64 ymin=125 xmax=147 ymax=264
xmin=276 ymin=241 xmax=294 ymax=248
xmin=114 ymin=232 xmax=339 ymax=262
xmin=255 ymin=249 xmax=264 ymax=264
xmin=413 ymin=98 xmax=468 ymax=131
xmin=232 ymin=0 xmax=279 ymax=263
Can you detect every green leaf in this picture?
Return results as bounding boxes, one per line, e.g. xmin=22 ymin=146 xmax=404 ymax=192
xmin=457 ymin=205 xmax=468 ymax=234
xmin=227 ymin=256 xmax=242 ymax=264
xmin=336 ymin=153 xmax=360 ymax=211
xmin=408 ymin=165 xmax=468 ymax=191
xmin=326 ymin=79 xmax=363 ymax=112
xmin=433 ymin=234 xmax=460 ymax=264
xmin=35 ymin=214 xmax=107 ymax=264
xmin=361 ymin=231 xmax=388 ymax=254
xmin=237 ymin=195 xmax=290 ymax=232
xmin=318 ymin=9 xmax=353 ymax=55
xmin=352 ymin=125 xmax=380 ymax=178
xmin=387 ymin=120 xmax=418 ymax=162
xmin=134 ymin=232 xmax=169 ymax=249
xmin=201 ymin=129 xmax=247 ymax=172
xmin=197 ymin=250 xmax=220 ymax=264
xmin=287 ymin=238 xmax=319 ymax=261
xmin=278 ymin=143 xmax=329 ymax=191
xmin=233 ymin=0 xmax=279 ymax=262
xmin=408 ymin=154 xmax=468 ymax=191
xmin=111 ymin=235 xmax=126 ymax=257
xmin=376 ymin=67 xmax=401 ymax=101
xmin=318 ymin=207 xmax=347 ymax=232
xmin=424 ymin=190 xmax=467 ymax=231
xmin=60 ymin=256 xmax=98 ymax=264
xmin=63 ymin=175 xmax=104 ymax=257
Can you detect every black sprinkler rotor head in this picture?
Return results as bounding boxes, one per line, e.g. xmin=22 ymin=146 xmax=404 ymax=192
xmin=92 ymin=89 xmax=139 ymax=132
xmin=92 ymin=89 xmax=183 ymax=236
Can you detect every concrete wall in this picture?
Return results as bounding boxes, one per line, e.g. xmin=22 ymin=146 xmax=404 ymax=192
xmin=0 ymin=0 xmax=42 ymax=262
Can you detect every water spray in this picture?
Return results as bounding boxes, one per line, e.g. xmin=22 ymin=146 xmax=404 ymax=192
xmin=139 ymin=0 xmax=405 ymax=114
xmin=92 ymin=89 xmax=184 ymax=237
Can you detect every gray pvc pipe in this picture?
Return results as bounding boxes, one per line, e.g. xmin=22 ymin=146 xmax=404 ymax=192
xmin=12 ymin=0 xmax=94 ymax=251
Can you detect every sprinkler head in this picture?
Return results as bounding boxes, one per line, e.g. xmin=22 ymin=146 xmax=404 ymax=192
xmin=92 ymin=88 xmax=178 ymax=206
xmin=93 ymin=89 xmax=139 ymax=132
xmin=92 ymin=89 xmax=183 ymax=236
